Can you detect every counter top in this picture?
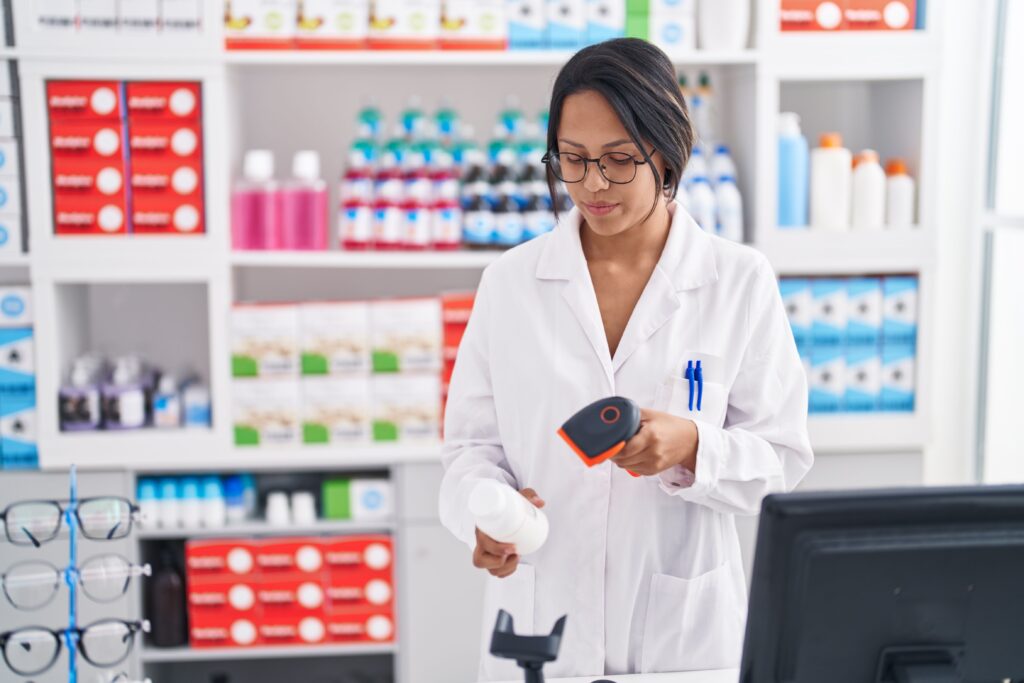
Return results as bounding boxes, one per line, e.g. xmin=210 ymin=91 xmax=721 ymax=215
xmin=494 ymin=668 xmax=738 ymax=683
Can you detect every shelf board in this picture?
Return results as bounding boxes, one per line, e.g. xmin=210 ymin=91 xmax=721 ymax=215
xmin=808 ymin=413 xmax=927 ymax=454
xmin=223 ymin=48 xmax=759 ymax=67
xmin=39 ymin=430 xmax=224 ymax=471
xmin=230 ymin=249 xmax=502 ymax=270
xmin=140 ymin=642 xmax=395 ymax=663
xmin=757 ymin=228 xmax=933 ymax=275
xmin=137 ymin=519 xmax=395 ymax=540
xmin=33 ymin=237 xmax=221 ymax=282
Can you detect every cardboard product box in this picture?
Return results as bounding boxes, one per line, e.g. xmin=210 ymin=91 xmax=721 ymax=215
xmin=586 ymin=0 xmax=625 ymax=43
xmin=161 ymin=0 xmax=204 ymax=34
xmin=811 ymin=278 xmax=848 ymax=347
xmin=120 ymin=0 xmax=160 ymax=34
xmin=53 ymin=194 xmax=128 ymax=235
xmin=300 ymin=301 xmax=371 ymax=375
xmin=257 ymin=576 xmax=328 ymax=621
xmin=808 ymin=345 xmax=844 ymax=413
xmin=882 ymin=276 xmax=918 ymax=347
xmin=259 ymin=614 xmax=328 ymax=646
xmin=256 ymin=538 xmax=327 ymax=576
xmin=546 ymin=0 xmax=586 ymax=48
xmin=649 ymin=10 xmax=695 ymax=52
xmin=844 ymin=0 xmax=915 ymax=30
xmin=880 ymin=343 xmax=915 ymax=412
xmin=325 ymin=609 xmax=395 ymax=643
xmin=125 ymin=81 xmax=202 ymax=122
xmin=0 ymin=327 xmax=34 ymax=387
xmin=779 ymin=278 xmax=812 ymax=349
xmin=225 ymin=0 xmax=298 ymax=48
xmin=46 ymin=81 xmax=124 ymax=122
xmin=50 ymin=121 xmax=125 ymax=162
xmin=186 ymin=539 xmax=258 ymax=579
xmin=780 ymin=0 xmax=846 ymax=31
xmin=34 ymin=0 xmax=78 ymax=33
xmin=844 ymin=344 xmax=881 ymax=412
xmin=846 ymin=277 xmax=883 ymax=347
xmin=507 ymin=0 xmax=546 ymax=48
xmin=187 ymin=576 xmax=261 ymax=622
xmin=0 ymin=140 xmax=19 ymax=175
xmin=79 ymin=0 xmax=119 ymax=32
xmin=296 ymin=0 xmax=370 ymax=48
xmin=370 ymin=298 xmax=442 ymax=373
xmin=188 ymin=614 xmax=261 ymax=648
xmin=321 ymin=478 xmax=393 ymax=520
xmin=0 ymin=288 xmax=31 ymax=328
xmin=324 ymin=535 xmax=394 ymax=575
xmin=440 ymin=0 xmax=508 ymax=49
xmin=371 ymin=373 xmax=440 ymax=442
xmin=232 ymin=379 xmax=301 ymax=446
xmin=128 ymin=120 xmax=203 ymax=160
xmin=302 ymin=377 xmax=372 ymax=445
xmin=368 ymin=0 xmax=441 ymax=49
xmin=232 ymin=305 xmax=300 ymax=378
xmin=0 ymin=215 xmax=22 ymax=257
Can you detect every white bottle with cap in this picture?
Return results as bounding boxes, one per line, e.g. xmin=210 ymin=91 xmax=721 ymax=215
xmin=715 ymin=176 xmax=744 ymax=242
xmin=851 ymin=149 xmax=886 ymax=231
xmin=885 ymin=158 xmax=916 ymax=228
xmin=810 ymin=132 xmax=852 ymax=231
xmin=687 ymin=176 xmax=717 ymax=233
xmin=469 ymin=479 xmax=549 ymax=556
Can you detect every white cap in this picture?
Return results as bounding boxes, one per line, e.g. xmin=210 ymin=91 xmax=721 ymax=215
xmin=779 ymin=112 xmax=802 ymax=137
xmin=243 ymin=150 xmax=274 ymax=182
xmin=158 ymin=374 xmax=178 ymax=395
xmin=292 ymin=151 xmax=321 ymax=181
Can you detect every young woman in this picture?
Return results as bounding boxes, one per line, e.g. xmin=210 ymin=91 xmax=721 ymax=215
xmin=439 ymin=38 xmax=813 ymax=681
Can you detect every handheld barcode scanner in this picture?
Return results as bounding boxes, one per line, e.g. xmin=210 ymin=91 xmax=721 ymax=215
xmin=557 ymin=396 xmax=642 ymax=478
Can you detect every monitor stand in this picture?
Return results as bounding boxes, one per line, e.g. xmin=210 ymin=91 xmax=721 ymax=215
xmin=877 ymin=646 xmax=964 ymax=683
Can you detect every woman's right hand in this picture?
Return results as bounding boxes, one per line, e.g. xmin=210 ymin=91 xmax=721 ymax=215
xmin=473 ymin=488 xmax=545 ymax=578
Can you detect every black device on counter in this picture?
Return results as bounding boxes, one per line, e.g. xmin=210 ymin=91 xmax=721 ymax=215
xmin=740 ymin=486 xmax=1024 ymax=683
xmin=490 ymin=609 xmax=567 ymax=683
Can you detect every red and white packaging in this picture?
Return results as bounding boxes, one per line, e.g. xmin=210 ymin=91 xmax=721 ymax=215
xmin=187 ymin=578 xmax=261 ymax=621
xmin=326 ymin=575 xmax=394 ymax=613
xmin=259 ymin=615 xmax=328 ymax=646
xmin=256 ymin=539 xmax=327 ymax=576
xmin=46 ymin=81 xmax=123 ymax=121
xmin=189 ymin=614 xmax=262 ymax=649
xmin=131 ymin=196 xmax=204 ymax=235
xmin=324 ymin=536 xmax=393 ymax=576
xmin=52 ymin=157 xmax=126 ymax=197
xmin=53 ymin=194 xmax=128 ymax=235
xmin=128 ymin=121 xmax=203 ymax=159
xmin=779 ymin=0 xmax=846 ymax=30
xmin=125 ymin=81 xmax=202 ymax=121
xmin=326 ymin=609 xmax=395 ymax=644
xmin=50 ymin=121 xmax=125 ymax=161
xmin=185 ymin=540 xmax=258 ymax=579
xmin=844 ymin=0 xmax=915 ymax=30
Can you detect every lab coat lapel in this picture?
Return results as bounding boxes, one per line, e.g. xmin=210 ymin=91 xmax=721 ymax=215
xmin=611 ymin=203 xmax=719 ymax=374
xmin=536 ymin=208 xmax=616 ymax=392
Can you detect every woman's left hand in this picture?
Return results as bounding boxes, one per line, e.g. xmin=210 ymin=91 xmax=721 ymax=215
xmin=610 ymin=408 xmax=698 ymax=476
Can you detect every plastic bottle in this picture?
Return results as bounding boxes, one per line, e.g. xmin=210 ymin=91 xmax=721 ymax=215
xmin=183 ymin=382 xmax=211 ymax=428
xmin=463 ymin=179 xmax=496 ymax=248
xmin=524 ymin=180 xmax=556 ymax=241
xmin=810 ymin=132 xmax=852 ymax=231
xmin=153 ymin=374 xmax=182 ymax=429
xmin=158 ymin=478 xmax=180 ymax=529
xmin=180 ymin=477 xmax=202 ymax=529
xmin=374 ymin=167 xmax=406 ymax=250
xmin=469 ymin=479 xmax=549 ymax=555
xmin=224 ymin=475 xmax=247 ymax=524
xmin=201 ymin=476 xmax=227 ymax=528
xmin=280 ymin=151 xmax=328 ymax=250
xmin=357 ymin=100 xmax=383 ymax=140
xmin=149 ymin=547 xmax=187 ymax=647
xmin=400 ymin=96 xmax=426 ymax=140
xmin=885 ymin=158 xmax=916 ymax=228
xmin=715 ymin=176 xmax=744 ymax=242
xmin=710 ymin=144 xmax=738 ymax=185
xmin=778 ymin=112 xmax=809 ymax=228
xmin=434 ymin=99 xmax=460 ymax=145
xmin=851 ymin=149 xmax=886 ymax=231
xmin=231 ymin=150 xmax=280 ymax=250
xmin=498 ymin=96 xmax=525 ymax=140
xmin=694 ymin=72 xmax=716 ymax=147
xmin=137 ymin=478 xmax=159 ymax=528
xmin=59 ymin=357 xmax=104 ymax=431
xmin=682 ymin=146 xmax=709 ymax=188
xmin=688 ymin=176 xmax=717 ymax=233
xmin=403 ymin=173 xmax=433 ymax=250
xmin=493 ymin=181 xmax=527 ymax=248
xmin=698 ymin=0 xmax=750 ymax=51
xmin=102 ymin=357 xmax=147 ymax=430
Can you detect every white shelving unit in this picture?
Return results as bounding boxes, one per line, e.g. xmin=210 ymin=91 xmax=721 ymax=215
xmin=5 ymin=0 xmax=950 ymax=679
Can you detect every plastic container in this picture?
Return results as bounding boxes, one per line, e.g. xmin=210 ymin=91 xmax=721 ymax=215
xmin=688 ymin=176 xmax=717 ymax=233
xmin=851 ymin=149 xmax=886 ymax=231
xmin=715 ymin=176 xmax=744 ymax=242
xmin=153 ymin=374 xmax=182 ymax=428
xmin=137 ymin=478 xmax=160 ymax=528
xmin=149 ymin=548 xmax=187 ymax=648
xmin=710 ymin=144 xmax=738 ymax=184
xmin=183 ymin=382 xmax=212 ymax=428
xmin=698 ymin=0 xmax=750 ymax=51
xmin=231 ymin=150 xmax=280 ymax=250
xmin=158 ymin=477 xmax=180 ymax=529
xmin=180 ymin=477 xmax=202 ymax=529
xmin=201 ymin=476 xmax=227 ymax=528
xmin=280 ymin=151 xmax=328 ymax=251
xmin=885 ymin=158 xmax=916 ymax=228
xmin=810 ymin=132 xmax=852 ymax=231
xmin=469 ymin=479 xmax=549 ymax=556
xmin=778 ymin=112 xmax=810 ymax=228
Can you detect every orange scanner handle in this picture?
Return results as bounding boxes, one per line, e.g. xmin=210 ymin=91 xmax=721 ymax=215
xmin=556 ymin=430 xmax=640 ymax=477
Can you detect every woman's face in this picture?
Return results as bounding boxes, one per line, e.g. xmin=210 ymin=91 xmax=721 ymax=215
xmin=555 ymin=89 xmax=667 ymax=237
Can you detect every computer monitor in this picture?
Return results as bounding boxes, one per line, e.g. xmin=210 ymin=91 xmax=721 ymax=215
xmin=740 ymin=486 xmax=1024 ymax=683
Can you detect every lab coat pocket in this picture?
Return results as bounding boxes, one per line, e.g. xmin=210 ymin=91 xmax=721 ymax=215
xmin=640 ymin=563 xmax=745 ymax=673
xmin=656 ymin=376 xmax=729 ymax=428
xmin=478 ymin=563 xmax=536 ymax=681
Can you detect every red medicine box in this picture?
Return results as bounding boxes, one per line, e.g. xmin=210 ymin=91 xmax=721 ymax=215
xmin=185 ymin=540 xmax=258 ymax=580
xmin=257 ymin=576 xmax=328 ymax=619
xmin=53 ymin=194 xmax=128 ymax=236
xmin=50 ymin=121 xmax=125 ymax=161
xmin=47 ymin=81 xmax=124 ymax=121
xmin=127 ymin=121 xmax=203 ymax=160
xmin=844 ymin=0 xmax=915 ymax=30
xmin=259 ymin=615 xmax=328 ymax=647
xmin=125 ymin=81 xmax=202 ymax=121
xmin=326 ymin=608 xmax=395 ymax=644
xmin=779 ymin=0 xmax=846 ymax=31
xmin=255 ymin=538 xmax=327 ymax=576
xmin=324 ymin=536 xmax=394 ymax=578
xmin=188 ymin=613 xmax=262 ymax=649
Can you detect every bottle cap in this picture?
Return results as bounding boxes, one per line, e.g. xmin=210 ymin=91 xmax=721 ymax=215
xmin=819 ymin=132 xmax=844 ymax=149
xmin=886 ymin=158 xmax=909 ymax=176
xmin=292 ymin=151 xmax=321 ymax=181
xmin=853 ymin=149 xmax=880 ymax=168
xmin=778 ymin=112 xmax=802 ymax=137
xmin=244 ymin=150 xmax=274 ymax=182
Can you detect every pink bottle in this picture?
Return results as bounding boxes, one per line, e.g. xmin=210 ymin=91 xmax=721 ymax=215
xmin=280 ymin=151 xmax=328 ymax=251
xmin=231 ymin=150 xmax=280 ymax=250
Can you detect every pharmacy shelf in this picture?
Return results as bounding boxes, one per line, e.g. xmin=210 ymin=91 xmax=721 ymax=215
xmin=808 ymin=413 xmax=928 ymax=454
xmin=230 ymin=250 xmax=502 ymax=270
xmin=39 ymin=430 xmax=225 ymax=471
xmin=31 ymin=237 xmax=222 ymax=283
xmin=140 ymin=642 xmax=396 ymax=663
xmin=757 ymin=228 xmax=934 ymax=275
xmin=223 ymin=48 xmax=760 ymax=67
xmin=137 ymin=519 xmax=395 ymax=540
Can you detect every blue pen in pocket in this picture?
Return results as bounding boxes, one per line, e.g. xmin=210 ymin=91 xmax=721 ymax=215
xmin=695 ymin=360 xmax=703 ymax=412
xmin=684 ymin=360 xmax=695 ymax=411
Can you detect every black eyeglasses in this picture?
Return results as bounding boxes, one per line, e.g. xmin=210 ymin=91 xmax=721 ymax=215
xmin=541 ymin=148 xmax=656 ymax=185
xmin=0 ymin=497 xmax=140 ymax=547
xmin=1 ymin=555 xmax=152 ymax=611
xmin=0 ymin=619 xmax=149 ymax=676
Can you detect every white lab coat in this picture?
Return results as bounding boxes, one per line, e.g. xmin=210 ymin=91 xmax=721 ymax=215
xmin=438 ymin=202 xmax=813 ymax=681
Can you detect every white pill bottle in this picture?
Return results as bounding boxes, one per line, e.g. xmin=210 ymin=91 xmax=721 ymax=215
xmin=469 ymin=479 xmax=549 ymax=556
